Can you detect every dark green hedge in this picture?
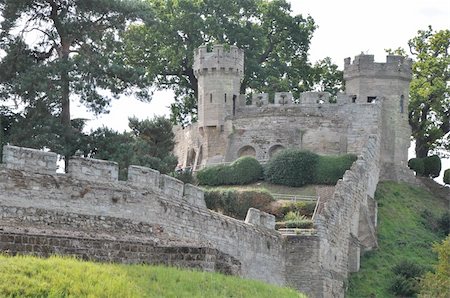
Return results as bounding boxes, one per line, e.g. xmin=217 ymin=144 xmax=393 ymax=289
xmin=264 ymin=149 xmax=319 ymax=187
xmin=196 ymin=156 xmax=263 ymax=186
xmin=315 ymin=154 xmax=357 ymax=185
xmin=408 ymin=155 xmax=441 ymax=178
xmin=204 ymin=189 xmax=274 ymax=219
xmin=444 ymin=169 xmax=450 ymax=184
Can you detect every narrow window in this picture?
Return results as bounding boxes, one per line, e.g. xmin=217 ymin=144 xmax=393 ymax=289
xmin=210 ymin=94 xmax=212 ymax=103
xmin=352 ymin=95 xmax=357 ymax=103
xmin=232 ymin=95 xmax=237 ymax=116
xmin=400 ymin=95 xmax=404 ymax=113
xmin=224 ymin=93 xmax=227 ymax=103
xmin=367 ymin=96 xmax=377 ymax=103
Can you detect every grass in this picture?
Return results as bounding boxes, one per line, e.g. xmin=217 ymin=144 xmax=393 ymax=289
xmin=0 ymin=255 xmax=305 ymax=298
xmin=346 ymin=181 xmax=449 ymax=297
xmin=201 ymin=181 xmax=317 ymax=197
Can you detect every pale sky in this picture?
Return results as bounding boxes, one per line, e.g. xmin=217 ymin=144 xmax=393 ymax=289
xmin=71 ymin=0 xmax=450 ymax=183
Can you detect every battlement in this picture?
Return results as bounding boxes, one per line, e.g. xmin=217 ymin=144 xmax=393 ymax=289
xmin=193 ymin=44 xmax=244 ymax=78
xmin=344 ymin=54 xmax=412 ymax=80
xmin=1 ymin=145 xmax=206 ymax=209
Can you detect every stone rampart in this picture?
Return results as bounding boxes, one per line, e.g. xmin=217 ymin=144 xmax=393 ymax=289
xmin=0 ymin=145 xmax=284 ymax=285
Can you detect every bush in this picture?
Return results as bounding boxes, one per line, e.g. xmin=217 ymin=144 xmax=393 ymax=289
xmin=196 ymin=157 xmax=262 ymax=186
xmin=204 ymin=189 xmax=274 ymax=219
xmin=272 ymin=201 xmax=316 ymax=220
xmin=169 ymin=170 xmax=195 ymax=184
xmin=423 ymin=155 xmax=441 ymax=178
xmin=444 ymin=169 xmax=450 ymax=185
xmin=408 ymin=157 xmax=425 ymax=176
xmin=437 ymin=212 xmax=450 ymax=235
xmin=389 ymin=260 xmax=424 ymax=297
xmin=314 ymin=154 xmax=357 ymax=184
xmin=264 ymin=149 xmax=319 ymax=187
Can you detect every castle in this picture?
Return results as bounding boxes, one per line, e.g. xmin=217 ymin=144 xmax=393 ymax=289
xmin=0 ymin=45 xmax=416 ymax=298
xmin=174 ymin=45 xmax=413 ymax=181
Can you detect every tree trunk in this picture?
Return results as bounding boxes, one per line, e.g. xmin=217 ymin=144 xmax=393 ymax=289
xmin=415 ymin=137 xmax=429 ymax=158
xmin=60 ymin=50 xmax=71 ymax=171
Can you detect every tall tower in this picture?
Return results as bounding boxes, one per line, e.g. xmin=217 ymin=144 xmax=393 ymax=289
xmin=194 ymin=45 xmax=244 ymax=129
xmin=344 ymin=54 xmax=413 ymax=181
xmin=190 ymin=45 xmax=244 ymax=166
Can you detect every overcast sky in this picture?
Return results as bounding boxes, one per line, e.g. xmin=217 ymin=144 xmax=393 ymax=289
xmin=71 ymin=0 xmax=449 ymax=183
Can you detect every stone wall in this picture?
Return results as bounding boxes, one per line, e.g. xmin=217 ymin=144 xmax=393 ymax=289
xmin=0 ymin=145 xmax=284 ymax=286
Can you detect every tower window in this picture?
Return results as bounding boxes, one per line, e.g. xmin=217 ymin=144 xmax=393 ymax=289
xmin=210 ymin=94 xmax=212 ymax=103
xmin=400 ymin=95 xmax=404 ymax=113
xmin=352 ymin=95 xmax=357 ymax=103
xmin=367 ymin=96 xmax=377 ymax=103
xmin=224 ymin=93 xmax=227 ymax=103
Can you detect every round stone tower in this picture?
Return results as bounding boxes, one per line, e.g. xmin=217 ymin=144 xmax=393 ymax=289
xmin=194 ymin=44 xmax=244 ymax=129
xmin=344 ymin=54 xmax=413 ymax=180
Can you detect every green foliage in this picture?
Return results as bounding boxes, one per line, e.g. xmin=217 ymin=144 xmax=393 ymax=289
xmin=420 ymin=209 xmax=449 ymax=236
xmin=419 ymin=236 xmax=450 ymax=298
xmin=122 ymin=0 xmax=342 ymax=125
xmin=88 ymin=116 xmax=177 ymax=179
xmin=264 ymin=149 xmax=319 ymax=187
xmin=314 ymin=154 xmax=357 ymax=184
xmin=197 ymin=157 xmax=263 ymax=186
xmin=423 ymin=155 xmax=441 ymax=178
xmin=0 ymin=255 xmax=305 ymax=298
xmin=444 ymin=169 xmax=450 ymax=184
xmin=276 ymin=211 xmax=313 ymax=229
xmin=204 ymin=189 xmax=274 ymax=220
xmin=389 ymin=274 xmax=419 ymax=297
xmin=169 ymin=170 xmax=195 ymax=184
xmin=347 ymin=182 xmax=448 ymax=297
xmin=272 ymin=201 xmax=316 ymax=221
xmin=408 ymin=157 xmax=425 ymax=175
xmin=0 ymin=0 xmax=152 ymax=163
xmin=404 ymin=27 xmax=449 ymax=157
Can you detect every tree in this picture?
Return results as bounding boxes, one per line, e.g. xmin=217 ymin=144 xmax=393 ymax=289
xmin=312 ymin=57 xmax=344 ymax=98
xmin=123 ymin=0 xmax=328 ymax=125
xmin=419 ymin=236 xmax=450 ymax=298
xmin=388 ymin=27 xmax=450 ymax=158
xmin=0 ymin=0 xmax=153 ymax=166
xmin=88 ymin=116 xmax=177 ymax=179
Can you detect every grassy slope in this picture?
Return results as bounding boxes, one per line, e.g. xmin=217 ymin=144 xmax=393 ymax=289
xmin=347 ymin=181 xmax=448 ymax=297
xmin=202 ymin=181 xmax=317 ymax=196
xmin=0 ymin=255 xmax=305 ymax=298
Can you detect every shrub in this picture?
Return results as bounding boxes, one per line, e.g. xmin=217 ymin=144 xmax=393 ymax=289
xmin=196 ymin=157 xmax=262 ymax=186
xmin=389 ymin=260 xmax=424 ymax=297
xmin=204 ymin=189 xmax=274 ymax=219
xmin=273 ymin=201 xmax=316 ymax=220
xmin=444 ymin=169 xmax=450 ymax=185
xmin=264 ymin=149 xmax=319 ymax=187
xmin=169 ymin=170 xmax=195 ymax=184
xmin=437 ymin=212 xmax=450 ymax=235
xmin=314 ymin=154 xmax=357 ymax=184
xmin=423 ymin=155 xmax=441 ymax=178
xmin=408 ymin=157 xmax=425 ymax=176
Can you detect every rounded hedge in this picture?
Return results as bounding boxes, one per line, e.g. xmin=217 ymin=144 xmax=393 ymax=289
xmin=264 ymin=149 xmax=319 ymax=187
xmin=444 ymin=169 xmax=450 ymax=185
xmin=423 ymin=155 xmax=441 ymax=178
xmin=408 ymin=158 xmax=425 ymax=176
xmin=315 ymin=154 xmax=357 ymax=185
xmin=196 ymin=156 xmax=262 ymax=186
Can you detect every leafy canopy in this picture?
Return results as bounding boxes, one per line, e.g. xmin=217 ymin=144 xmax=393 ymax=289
xmin=123 ymin=0 xmax=341 ymax=125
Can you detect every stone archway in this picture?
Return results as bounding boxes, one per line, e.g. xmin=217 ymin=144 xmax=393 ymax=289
xmin=238 ymin=145 xmax=256 ymax=158
xmin=269 ymin=144 xmax=285 ymax=158
xmin=186 ymin=148 xmax=196 ymax=168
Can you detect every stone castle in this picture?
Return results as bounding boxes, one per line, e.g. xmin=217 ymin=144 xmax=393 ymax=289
xmin=0 ymin=45 xmax=416 ymax=298
xmin=174 ymin=45 xmax=412 ymax=181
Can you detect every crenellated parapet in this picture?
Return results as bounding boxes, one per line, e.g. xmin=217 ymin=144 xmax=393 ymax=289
xmin=344 ymin=54 xmax=412 ymax=80
xmin=193 ymin=44 xmax=244 ymax=78
xmin=1 ymin=145 xmax=206 ymax=209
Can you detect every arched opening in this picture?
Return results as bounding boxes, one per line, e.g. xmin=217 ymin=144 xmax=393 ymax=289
xmin=195 ymin=146 xmax=203 ymax=170
xmin=237 ymin=145 xmax=256 ymax=158
xmin=269 ymin=145 xmax=285 ymax=158
xmin=186 ymin=148 xmax=196 ymax=169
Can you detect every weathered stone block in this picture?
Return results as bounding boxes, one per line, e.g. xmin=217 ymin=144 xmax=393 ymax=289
xmin=68 ymin=157 xmax=118 ymax=182
xmin=2 ymin=145 xmax=57 ymax=174
xmin=244 ymin=208 xmax=261 ymax=225
xmin=159 ymin=174 xmax=184 ymax=199
xmin=252 ymin=93 xmax=268 ymax=107
xmin=183 ymin=184 xmax=206 ymax=208
xmin=260 ymin=211 xmax=276 ymax=230
xmin=128 ymin=165 xmax=160 ymax=188
xmin=274 ymin=92 xmax=293 ymax=105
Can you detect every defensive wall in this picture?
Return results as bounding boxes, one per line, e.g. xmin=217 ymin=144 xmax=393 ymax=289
xmin=0 ymin=141 xmax=381 ymax=298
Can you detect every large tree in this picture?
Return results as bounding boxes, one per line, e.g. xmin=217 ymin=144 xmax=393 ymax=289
xmin=123 ymin=0 xmax=322 ymax=125
xmin=406 ymin=27 xmax=449 ymax=157
xmin=0 ymin=0 xmax=153 ymax=165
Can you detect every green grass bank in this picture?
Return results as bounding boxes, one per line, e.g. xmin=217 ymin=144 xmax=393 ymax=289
xmin=0 ymin=255 xmax=305 ymax=298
